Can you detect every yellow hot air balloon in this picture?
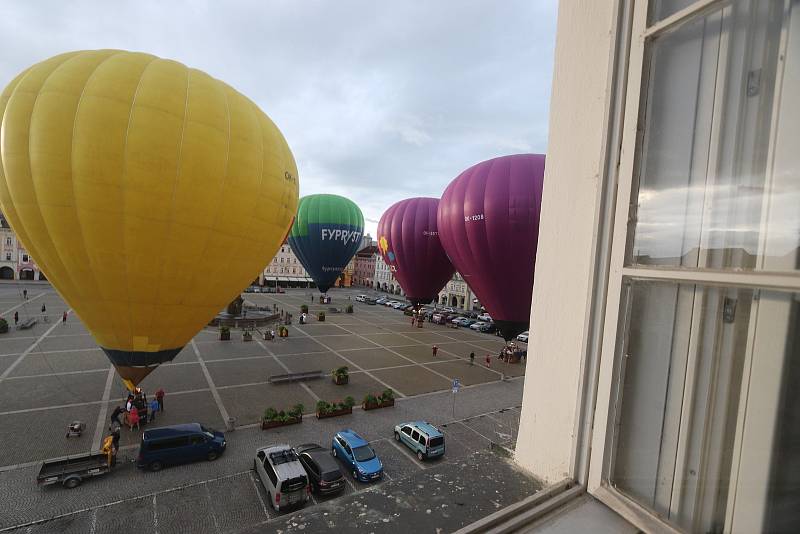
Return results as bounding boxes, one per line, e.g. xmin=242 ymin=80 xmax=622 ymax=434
xmin=0 ymin=50 xmax=298 ymax=390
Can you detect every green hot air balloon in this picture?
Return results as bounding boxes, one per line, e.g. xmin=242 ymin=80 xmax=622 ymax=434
xmin=288 ymin=194 xmax=364 ymax=293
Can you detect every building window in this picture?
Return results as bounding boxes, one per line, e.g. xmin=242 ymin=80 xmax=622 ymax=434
xmin=5 ymin=253 xmax=10 ymax=261
xmin=22 ymin=254 xmax=28 ymax=262
xmin=592 ymin=1 xmax=800 ymax=532
xmin=5 ymin=237 xmax=10 ymax=245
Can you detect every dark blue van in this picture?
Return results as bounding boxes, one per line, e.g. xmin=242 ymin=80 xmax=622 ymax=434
xmin=137 ymin=423 xmax=226 ymax=471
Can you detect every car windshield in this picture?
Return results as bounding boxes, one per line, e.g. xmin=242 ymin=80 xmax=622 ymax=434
xmin=352 ymin=445 xmax=375 ymax=462
xmin=200 ymin=425 xmax=215 ymax=439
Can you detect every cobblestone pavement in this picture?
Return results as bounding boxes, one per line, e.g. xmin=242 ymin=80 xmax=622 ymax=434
xmin=0 ymin=283 xmax=531 ymax=532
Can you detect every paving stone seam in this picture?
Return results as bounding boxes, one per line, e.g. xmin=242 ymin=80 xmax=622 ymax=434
xmin=330 ymin=321 xmax=458 ymax=385
xmin=191 ymin=339 xmax=232 ymax=424
xmin=255 ymin=338 xmax=320 ymax=402
xmin=247 ymin=469 xmax=269 ymax=519
xmin=0 ymin=469 xmax=252 ymax=533
xmin=291 ymin=321 xmax=407 ymax=398
xmin=92 ymin=366 xmax=117 ymax=450
xmin=0 ymin=291 xmax=45 ymax=316
xmin=0 ymin=311 xmax=72 ymax=382
xmin=0 ymin=347 xmax=101 ymax=358
xmin=4 ymin=367 xmax=109 ymax=380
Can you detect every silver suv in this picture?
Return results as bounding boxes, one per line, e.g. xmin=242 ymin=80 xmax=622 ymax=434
xmin=254 ymin=445 xmax=310 ymax=511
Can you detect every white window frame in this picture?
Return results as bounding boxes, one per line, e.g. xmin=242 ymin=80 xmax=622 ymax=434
xmin=585 ymin=1 xmax=800 ymax=532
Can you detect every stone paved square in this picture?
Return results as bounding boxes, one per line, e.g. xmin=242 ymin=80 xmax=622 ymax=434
xmin=371 ymin=366 xmax=452 ymax=396
xmin=312 ymin=334 xmax=377 ymax=351
xmin=0 ymin=371 xmax=107 ymax=411
xmin=424 ymin=360 xmax=499 ymax=386
xmin=205 ymin=357 xmax=284 ymax=388
xmin=277 ymin=351 xmax=350 ymax=374
xmin=305 ymin=370 xmax=388 ymax=404
xmin=336 ymin=347 xmax=414 ymax=370
xmin=11 ymin=350 xmax=109 ymax=376
xmin=219 ymin=383 xmax=318 ymax=425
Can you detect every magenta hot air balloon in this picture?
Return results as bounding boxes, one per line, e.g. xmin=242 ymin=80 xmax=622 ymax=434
xmin=438 ymin=154 xmax=545 ymax=341
xmin=377 ymin=198 xmax=455 ymax=307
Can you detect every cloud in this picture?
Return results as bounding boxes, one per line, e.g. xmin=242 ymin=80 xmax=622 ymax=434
xmin=0 ymin=0 xmax=557 ymax=237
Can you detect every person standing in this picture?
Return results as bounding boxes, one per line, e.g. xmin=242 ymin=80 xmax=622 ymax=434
xmin=22 ymin=289 xmax=27 ymax=299
xmin=411 ymin=316 xmax=416 ymax=327
xmin=128 ymin=405 xmax=140 ymax=431
xmin=110 ymin=405 xmax=123 ymax=427
xmin=155 ymin=388 xmax=165 ymax=412
xmin=150 ymin=397 xmax=160 ymax=422
xmin=469 ymin=352 xmax=475 ymax=366
xmin=111 ymin=426 xmax=121 ymax=454
xmin=41 ymin=303 xmax=47 ymax=322
xmin=432 ymin=345 xmax=438 ymax=357
xmin=13 ymin=311 xmax=18 ymax=326
xmin=485 ymin=353 xmax=491 ymax=368
xmin=62 ymin=311 xmax=68 ymax=323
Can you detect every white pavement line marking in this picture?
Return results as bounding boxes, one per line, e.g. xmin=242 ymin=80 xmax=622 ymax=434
xmin=346 ymin=358 xmax=463 ymax=375
xmin=292 ymin=323 xmax=407 ymax=398
xmin=343 ymin=474 xmax=357 ymax=492
xmin=205 ymin=484 xmax=221 ymax=533
xmin=249 ymin=470 xmax=270 ymax=518
xmin=0 ymin=291 xmax=44 ymax=316
xmin=256 ymin=339 xmax=320 ymax=402
xmin=153 ymin=494 xmax=159 ymax=534
xmin=0 ymin=347 xmax=101 ymax=358
xmin=386 ymin=436 xmax=428 ymax=470
xmin=331 ymin=322 xmax=456 ymax=385
xmin=92 ymin=366 xmax=117 ymax=450
xmin=0 ymin=311 xmax=71 ymax=382
xmin=191 ymin=340 xmax=231 ymax=424
xmin=456 ymin=420 xmax=497 ymax=445
xmin=89 ymin=509 xmax=97 ymax=534
xmin=5 ymin=367 xmax=109 ymax=380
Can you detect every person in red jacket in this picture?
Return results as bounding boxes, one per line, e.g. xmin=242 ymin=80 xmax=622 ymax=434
xmin=128 ymin=406 xmax=140 ymax=431
xmin=155 ymin=388 xmax=165 ymax=412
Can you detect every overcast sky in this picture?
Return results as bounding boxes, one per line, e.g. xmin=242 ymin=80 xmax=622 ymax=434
xmin=0 ymin=1 xmax=556 ymax=237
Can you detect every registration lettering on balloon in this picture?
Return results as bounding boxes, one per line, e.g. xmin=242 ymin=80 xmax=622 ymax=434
xmin=377 ymin=198 xmax=455 ymax=307
xmin=464 ymin=214 xmax=485 ymax=222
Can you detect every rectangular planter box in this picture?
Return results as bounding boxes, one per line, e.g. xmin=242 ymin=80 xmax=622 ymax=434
xmin=219 ymin=332 xmax=231 ymax=340
xmin=333 ymin=375 xmax=349 ymax=385
xmin=362 ymin=399 xmax=395 ymax=411
xmin=261 ymin=415 xmax=302 ymax=430
xmin=316 ymin=406 xmax=352 ymax=419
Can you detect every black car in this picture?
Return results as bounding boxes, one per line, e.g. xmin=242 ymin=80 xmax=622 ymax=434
xmin=294 ymin=443 xmax=346 ymax=495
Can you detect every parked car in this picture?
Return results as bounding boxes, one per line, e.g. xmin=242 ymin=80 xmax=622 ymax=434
xmin=470 ymin=321 xmax=486 ymax=331
xmin=331 ymin=430 xmax=383 ymax=482
xmin=294 ymin=443 xmax=346 ymax=495
xmin=477 ymin=313 xmax=492 ymax=322
xmin=384 ymin=300 xmax=396 ymax=307
xmin=517 ymin=331 xmax=529 ymax=343
xmin=355 ymin=295 xmax=367 ymax=302
xmin=394 ymin=421 xmax=445 ymax=461
xmin=479 ymin=322 xmax=497 ymax=333
xmin=376 ymin=297 xmax=388 ymax=304
xmin=431 ymin=313 xmax=445 ymax=324
xmin=254 ymin=445 xmax=310 ymax=511
xmin=402 ymin=305 xmax=415 ymax=312
xmin=137 ymin=423 xmax=226 ymax=472
xmin=252 ymin=287 xmax=261 ymax=293
xmin=365 ymin=297 xmax=377 ymax=305
xmin=244 ymin=287 xmax=255 ymax=293
xmin=460 ymin=318 xmax=478 ymax=327
xmin=392 ymin=302 xmax=406 ymax=309
xmin=450 ymin=316 xmax=463 ymax=325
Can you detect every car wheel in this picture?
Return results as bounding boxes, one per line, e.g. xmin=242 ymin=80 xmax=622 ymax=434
xmin=149 ymin=461 xmax=163 ymax=472
xmin=417 ymin=450 xmax=424 ymax=461
xmin=207 ymin=451 xmax=218 ymax=461
xmin=352 ymin=469 xmax=359 ymax=481
xmin=63 ymin=477 xmax=81 ymax=489
xmin=394 ymin=432 xmax=400 ymax=442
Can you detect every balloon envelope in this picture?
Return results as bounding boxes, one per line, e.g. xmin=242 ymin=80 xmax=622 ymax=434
xmin=377 ymin=198 xmax=454 ymax=306
xmin=437 ymin=154 xmax=545 ymax=341
xmin=0 ymin=50 xmax=298 ymax=389
xmin=288 ymin=194 xmax=364 ymax=293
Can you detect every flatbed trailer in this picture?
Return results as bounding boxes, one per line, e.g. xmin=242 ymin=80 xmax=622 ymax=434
xmin=37 ymin=452 xmax=111 ymax=489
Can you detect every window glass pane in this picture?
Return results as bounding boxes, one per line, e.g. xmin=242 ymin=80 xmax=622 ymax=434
xmin=648 ymin=0 xmax=698 ymax=24
xmin=610 ymin=280 xmax=799 ymax=533
xmin=630 ymin=1 xmax=798 ymax=271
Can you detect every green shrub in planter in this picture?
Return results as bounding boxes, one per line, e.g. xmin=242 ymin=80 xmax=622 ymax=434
xmin=343 ymin=396 xmax=355 ymax=408
xmin=290 ymin=404 xmax=305 ymax=418
xmin=380 ymin=388 xmax=394 ymax=403
xmin=316 ymin=400 xmax=331 ymax=414
xmin=263 ymin=407 xmax=278 ymax=421
xmin=363 ymin=393 xmax=378 ymax=406
xmin=0 ymin=317 xmax=8 ymax=334
xmin=345 ymin=304 xmax=353 ymax=314
xmin=317 ymin=311 xmax=326 ymax=321
xmin=301 ymin=304 xmax=309 ymax=314
xmin=219 ymin=326 xmax=231 ymax=340
xmin=332 ymin=366 xmax=349 ymax=385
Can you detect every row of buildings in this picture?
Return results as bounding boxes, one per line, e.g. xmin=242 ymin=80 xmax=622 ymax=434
xmin=0 ymin=213 xmax=45 ymax=282
xmin=2 ymin=212 xmax=479 ymax=310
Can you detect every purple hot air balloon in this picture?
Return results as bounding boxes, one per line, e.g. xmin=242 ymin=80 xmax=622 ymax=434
xmin=377 ymin=198 xmax=455 ymax=307
xmin=437 ymin=154 xmax=545 ymax=341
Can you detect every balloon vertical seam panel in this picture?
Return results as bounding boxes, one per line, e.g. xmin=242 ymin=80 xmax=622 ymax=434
xmin=1 ymin=50 xmax=298 ymax=386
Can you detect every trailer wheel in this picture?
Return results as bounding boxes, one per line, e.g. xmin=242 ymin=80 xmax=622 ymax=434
xmin=63 ymin=476 xmax=81 ymax=489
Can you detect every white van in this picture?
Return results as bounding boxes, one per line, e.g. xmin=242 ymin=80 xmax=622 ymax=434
xmin=254 ymin=445 xmax=310 ymax=511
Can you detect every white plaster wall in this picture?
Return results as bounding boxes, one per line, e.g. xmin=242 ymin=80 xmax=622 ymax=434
xmin=514 ymin=0 xmax=618 ymax=483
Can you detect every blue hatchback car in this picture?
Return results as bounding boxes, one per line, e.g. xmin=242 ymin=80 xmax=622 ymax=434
xmin=331 ymin=429 xmax=383 ymax=482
